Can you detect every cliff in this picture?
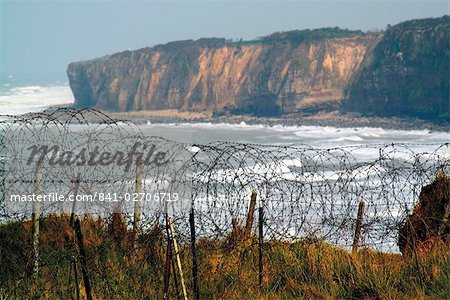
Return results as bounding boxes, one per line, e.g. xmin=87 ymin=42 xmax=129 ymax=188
xmin=343 ymin=16 xmax=450 ymax=121
xmin=68 ymin=29 xmax=379 ymax=116
xmin=67 ymin=17 xmax=449 ymax=121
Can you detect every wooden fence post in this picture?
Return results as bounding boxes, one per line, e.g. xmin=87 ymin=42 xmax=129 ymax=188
xmin=168 ymin=217 xmax=188 ymax=300
xmin=171 ymin=250 xmax=181 ymax=300
xmin=352 ymin=200 xmax=365 ymax=253
xmin=74 ymin=217 xmax=92 ymax=300
xmin=69 ymin=173 xmax=81 ymax=227
xmin=244 ymin=190 xmax=258 ymax=239
xmin=258 ymin=206 xmax=264 ymax=294
xmin=71 ymin=256 xmax=80 ymax=300
xmin=32 ymin=161 xmax=42 ymax=276
xmin=190 ymin=208 xmax=200 ymax=300
xmin=164 ymin=215 xmax=172 ymax=300
xmin=133 ymin=156 xmax=143 ymax=247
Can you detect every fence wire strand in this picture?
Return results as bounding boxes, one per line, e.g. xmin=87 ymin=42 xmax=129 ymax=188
xmin=0 ymin=108 xmax=449 ymax=298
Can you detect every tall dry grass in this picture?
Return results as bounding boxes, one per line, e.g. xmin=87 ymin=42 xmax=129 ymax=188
xmin=0 ymin=214 xmax=448 ymax=299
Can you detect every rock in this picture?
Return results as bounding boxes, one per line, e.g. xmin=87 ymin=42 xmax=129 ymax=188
xmin=67 ymin=16 xmax=449 ymax=123
xmin=67 ymin=30 xmax=378 ymax=116
xmin=398 ymin=172 xmax=450 ymax=255
xmin=343 ymin=16 xmax=449 ymax=122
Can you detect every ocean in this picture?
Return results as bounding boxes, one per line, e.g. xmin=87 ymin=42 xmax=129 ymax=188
xmin=0 ymin=83 xmax=74 ymax=116
xmin=0 ymin=83 xmax=448 ymax=145
xmin=0 ymin=83 xmax=449 ymax=252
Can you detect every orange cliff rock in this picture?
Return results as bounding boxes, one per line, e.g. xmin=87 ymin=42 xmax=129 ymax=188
xmin=68 ymin=17 xmax=450 ymax=121
xmin=67 ymin=33 xmax=380 ymax=116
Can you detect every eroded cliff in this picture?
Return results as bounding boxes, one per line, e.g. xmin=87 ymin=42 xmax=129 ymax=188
xmin=343 ymin=16 xmax=449 ymax=121
xmin=68 ymin=29 xmax=379 ymax=116
xmin=67 ymin=17 xmax=449 ymax=121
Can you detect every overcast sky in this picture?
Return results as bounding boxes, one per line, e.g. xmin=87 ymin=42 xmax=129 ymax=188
xmin=0 ymin=0 xmax=448 ymax=83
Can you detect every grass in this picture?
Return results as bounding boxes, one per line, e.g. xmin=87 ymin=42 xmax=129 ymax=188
xmin=0 ymin=214 xmax=449 ymax=299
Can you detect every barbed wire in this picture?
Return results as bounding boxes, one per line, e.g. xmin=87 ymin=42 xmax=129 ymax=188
xmin=0 ymin=108 xmax=448 ymax=298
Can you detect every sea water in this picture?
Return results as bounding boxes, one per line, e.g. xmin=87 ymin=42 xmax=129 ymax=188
xmin=0 ymin=83 xmax=447 ymax=146
xmin=1 ymin=84 xmax=449 ymax=252
xmin=0 ymin=83 xmax=74 ymax=115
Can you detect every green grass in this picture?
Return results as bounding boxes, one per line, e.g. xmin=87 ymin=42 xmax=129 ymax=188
xmin=0 ymin=214 xmax=448 ymax=299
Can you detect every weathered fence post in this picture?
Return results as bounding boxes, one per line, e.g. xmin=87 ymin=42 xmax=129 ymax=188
xmin=71 ymin=256 xmax=80 ymax=300
xmin=133 ymin=156 xmax=143 ymax=247
xmin=189 ymin=208 xmax=200 ymax=300
xmin=164 ymin=215 xmax=172 ymax=300
xmin=169 ymin=217 xmax=188 ymax=300
xmin=74 ymin=217 xmax=92 ymax=300
xmin=352 ymin=200 xmax=365 ymax=253
xmin=32 ymin=161 xmax=42 ymax=276
xmin=244 ymin=190 xmax=258 ymax=239
xmin=69 ymin=173 xmax=81 ymax=227
xmin=258 ymin=206 xmax=264 ymax=294
xmin=171 ymin=250 xmax=181 ymax=300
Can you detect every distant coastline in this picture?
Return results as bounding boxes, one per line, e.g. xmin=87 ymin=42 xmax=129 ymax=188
xmin=107 ymin=109 xmax=450 ymax=132
xmin=68 ymin=16 xmax=449 ymax=124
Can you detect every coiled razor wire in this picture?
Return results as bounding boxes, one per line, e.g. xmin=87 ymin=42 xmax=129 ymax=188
xmin=0 ymin=108 xmax=449 ymax=254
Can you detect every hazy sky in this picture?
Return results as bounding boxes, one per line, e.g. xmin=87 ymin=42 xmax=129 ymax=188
xmin=0 ymin=0 xmax=448 ymax=83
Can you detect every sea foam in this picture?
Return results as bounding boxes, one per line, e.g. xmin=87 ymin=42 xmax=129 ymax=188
xmin=0 ymin=84 xmax=74 ymax=115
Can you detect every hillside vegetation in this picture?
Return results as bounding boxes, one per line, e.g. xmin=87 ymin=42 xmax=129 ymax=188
xmin=1 ymin=214 xmax=449 ymax=299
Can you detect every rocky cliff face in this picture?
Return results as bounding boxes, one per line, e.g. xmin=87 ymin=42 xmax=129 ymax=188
xmin=343 ymin=16 xmax=449 ymax=121
xmin=67 ymin=17 xmax=449 ymax=121
xmin=67 ymin=30 xmax=379 ymax=116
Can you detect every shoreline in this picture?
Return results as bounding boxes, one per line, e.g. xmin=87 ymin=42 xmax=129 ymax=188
xmin=107 ymin=109 xmax=450 ymax=132
xmin=4 ymin=105 xmax=448 ymax=132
